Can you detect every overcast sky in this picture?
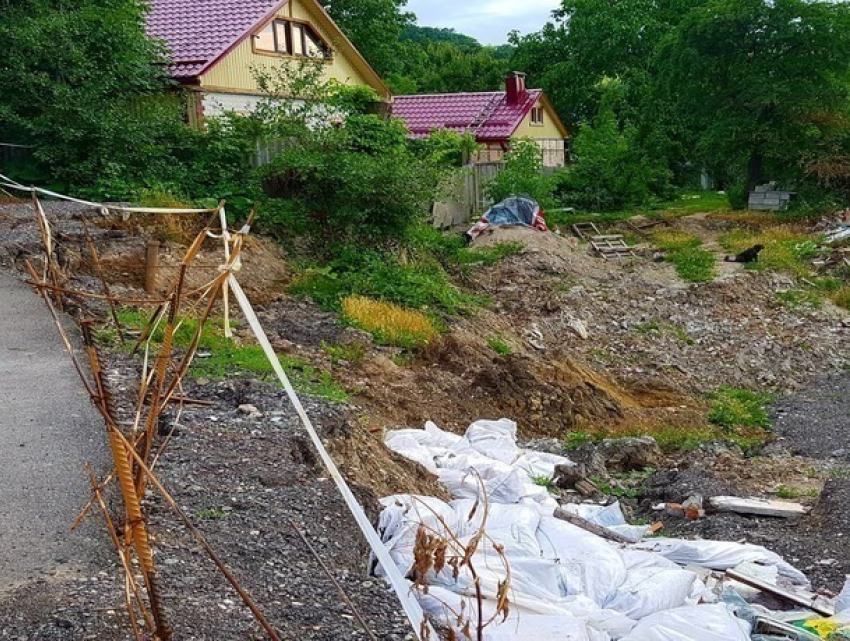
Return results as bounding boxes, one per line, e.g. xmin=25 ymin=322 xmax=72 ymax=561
xmin=405 ymin=0 xmax=562 ymax=46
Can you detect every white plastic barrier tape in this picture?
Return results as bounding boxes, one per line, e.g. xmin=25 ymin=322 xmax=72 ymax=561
xmin=0 ymin=172 xmax=215 ymax=214
xmin=227 ymin=274 xmax=432 ymax=639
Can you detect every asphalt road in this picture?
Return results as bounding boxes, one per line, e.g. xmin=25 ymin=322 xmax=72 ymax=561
xmin=0 ymin=269 xmax=109 ymax=594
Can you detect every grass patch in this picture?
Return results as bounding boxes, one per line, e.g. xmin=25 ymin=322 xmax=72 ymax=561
xmin=456 ymin=242 xmax=525 ymax=267
xmin=549 ymin=190 xmax=730 ymax=227
xmin=652 ymin=229 xmax=703 ymax=251
xmin=341 ymin=295 xmax=439 ymax=350
xmin=651 ymin=229 xmax=716 ymax=283
xmin=290 ymin=243 xmax=480 ymax=317
xmin=633 ymin=321 xmax=695 ymax=344
xmin=775 ymin=289 xmax=823 ymax=310
xmin=115 ymin=308 xmax=348 ymax=402
xmin=562 ymin=431 xmax=598 ymax=450
xmin=562 ymin=420 xmax=769 ymax=454
xmin=320 ymin=341 xmax=367 ymax=364
xmin=665 ymin=247 xmax=716 ymax=283
xmin=718 ymin=226 xmax=817 ymax=278
xmin=487 ymin=335 xmax=513 ymax=355
xmin=775 ymin=485 xmax=818 ymax=500
xmin=529 ymin=474 xmax=557 ymax=493
xmin=708 ymin=387 xmax=772 ymax=432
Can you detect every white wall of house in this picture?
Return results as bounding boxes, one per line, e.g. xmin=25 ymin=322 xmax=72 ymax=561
xmin=202 ymin=92 xmax=267 ymax=117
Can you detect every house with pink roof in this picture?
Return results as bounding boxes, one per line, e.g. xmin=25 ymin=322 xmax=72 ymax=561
xmin=392 ymin=73 xmax=570 ymax=167
xmin=146 ymin=0 xmax=390 ymax=123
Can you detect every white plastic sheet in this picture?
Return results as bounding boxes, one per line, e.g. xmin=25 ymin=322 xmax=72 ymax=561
xmin=381 ymin=421 xmax=808 ymax=640
xmin=632 ymin=538 xmax=809 ymax=586
xmin=386 ymin=418 xmax=574 ymax=508
xmin=564 ymin=502 xmax=653 ymax=542
xmin=620 ymin=604 xmax=751 ymax=641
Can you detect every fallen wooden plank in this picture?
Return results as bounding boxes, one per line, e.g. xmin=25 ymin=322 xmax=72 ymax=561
xmin=725 ymin=569 xmax=834 ymax=617
xmin=709 ymin=496 xmax=809 ymax=518
xmin=553 ymin=507 xmax=633 ymax=544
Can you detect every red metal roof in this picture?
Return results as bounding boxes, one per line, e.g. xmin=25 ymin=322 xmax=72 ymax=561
xmin=146 ymin=0 xmax=284 ymax=79
xmin=391 ymin=89 xmax=543 ymax=141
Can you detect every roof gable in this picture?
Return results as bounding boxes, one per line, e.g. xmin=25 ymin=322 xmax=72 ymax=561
xmin=146 ymin=0 xmax=389 ymax=97
xmin=392 ymin=89 xmax=547 ymax=141
xmin=147 ymin=0 xmax=282 ymax=79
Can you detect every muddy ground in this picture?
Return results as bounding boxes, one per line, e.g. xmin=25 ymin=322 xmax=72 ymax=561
xmin=0 ymin=198 xmax=848 ymax=638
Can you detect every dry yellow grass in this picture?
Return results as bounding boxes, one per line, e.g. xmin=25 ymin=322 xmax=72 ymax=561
xmin=341 ymin=295 xmax=438 ymax=349
xmin=832 ymin=286 xmax=850 ymax=310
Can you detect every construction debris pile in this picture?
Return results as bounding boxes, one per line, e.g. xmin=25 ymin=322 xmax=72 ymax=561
xmin=382 ymin=419 xmax=850 ymax=640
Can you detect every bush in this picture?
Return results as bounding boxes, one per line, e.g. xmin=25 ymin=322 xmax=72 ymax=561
xmin=486 ymin=139 xmax=556 ymax=207
xmin=708 ymin=387 xmax=772 ymax=432
xmin=289 ymin=244 xmax=478 ymax=315
xmin=725 ymin=182 xmax=749 ymax=210
xmin=258 ymin=82 xmax=460 ymax=246
xmin=556 ymin=107 xmax=672 ymax=211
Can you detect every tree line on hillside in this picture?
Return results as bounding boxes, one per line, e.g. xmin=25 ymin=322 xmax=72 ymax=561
xmin=318 ymin=0 xmax=512 ymax=94
xmin=510 ymin=0 xmax=850 ymax=209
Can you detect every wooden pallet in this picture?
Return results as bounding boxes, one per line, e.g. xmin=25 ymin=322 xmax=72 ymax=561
xmin=590 ymin=234 xmax=635 ymax=259
xmin=571 ymin=222 xmax=602 ymax=240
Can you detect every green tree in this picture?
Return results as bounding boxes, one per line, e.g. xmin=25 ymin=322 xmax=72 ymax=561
xmin=0 ymin=0 xmax=175 ymax=186
xmin=486 ymin=139 xmax=556 ymax=207
xmin=319 ymin=0 xmax=414 ymax=76
xmin=510 ymin=0 xmax=693 ymax=130
xmin=657 ymin=0 xmax=850 ymax=192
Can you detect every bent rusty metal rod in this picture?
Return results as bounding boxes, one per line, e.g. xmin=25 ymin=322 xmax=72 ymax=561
xmin=106 ymin=422 xmax=283 ymax=641
xmin=23 ymin=280 xmax=168 ymax=305
xmin=289 ymin=521 xmax=378 ymax=641
xmin=82 ymin=213 xmax=123 ymax=341
xmin=24 ymin=260 xmax=171 ymax=639
xmin=32 ymin=192 xmax=64 ymax=311
xmin=85 ymin=465 xmax=152 ymax=639
xmin=80 ymin=321 xmax=173 ymax=641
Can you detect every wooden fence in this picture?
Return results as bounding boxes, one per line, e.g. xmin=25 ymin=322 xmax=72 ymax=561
xmin=0 ymin=142 xmax=33 ymax=167
xmin=431 ymin=162 xmax=506 ymax=229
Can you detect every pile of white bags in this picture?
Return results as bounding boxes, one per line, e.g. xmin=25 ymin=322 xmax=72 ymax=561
xmin=380 ymin=419 xmax=807 ymax=640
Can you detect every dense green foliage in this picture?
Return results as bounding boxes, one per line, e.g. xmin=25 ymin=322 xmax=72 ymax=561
xmin=0 ymin=0 xmax=172 ymax=185
xmin=656 ymin=0 xmax=850 ymax=192
xmin=388 ymin=27 xmax=512 ymax=94
xmin=318 ymin=1 xmax=510 ymax=94
xmin=486 ymin=139 xmax=557 ymax=207
xmin=318 ymin=0 xmax=413 ymax=77
xmin=512 ymin=0 xmax=850 ymax=209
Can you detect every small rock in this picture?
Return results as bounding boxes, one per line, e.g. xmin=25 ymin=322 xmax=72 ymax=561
xmin=238 ymin=404 xmax=263 ymax=418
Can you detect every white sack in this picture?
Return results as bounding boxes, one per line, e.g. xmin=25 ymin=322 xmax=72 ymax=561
xmin=417 ymin=585 xmax=611 ymax=641
xmin=514 ymin=450 xmax=576 ymax=479
xmin=378 ymin=494 xmax=460 ymax=577
xmin=632 ymin=538 xmax=809 ymax=586
xmin=620 ymin=604 xmax=750 ymax=641
xmin=604 ymin=567 xmax=699 ymax=620
xmin=465 ymin=418 xmax=520 ymax=464
xmin=537 ymin=516 xmax=628 ymax=605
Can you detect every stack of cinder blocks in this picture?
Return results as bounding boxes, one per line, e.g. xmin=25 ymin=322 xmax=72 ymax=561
xmin=748 ymin=184 xmax=794 ymax=211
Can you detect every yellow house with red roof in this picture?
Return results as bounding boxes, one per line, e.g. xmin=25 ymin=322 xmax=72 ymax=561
xmin=392 ymin=73 xmax=570 ymax=167
xmin=146 ymin=0 xmax=390 ymax=122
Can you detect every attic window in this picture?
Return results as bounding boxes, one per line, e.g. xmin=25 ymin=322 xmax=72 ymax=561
xmin=254 ymin=19 xmax=331 ymax=59
xmin=530 ymin=106 xmax=544 ymax=126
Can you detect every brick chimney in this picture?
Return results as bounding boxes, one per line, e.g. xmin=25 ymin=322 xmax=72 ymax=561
xmin=505 ymin=72 xmax=527 ymax=106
